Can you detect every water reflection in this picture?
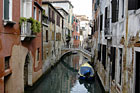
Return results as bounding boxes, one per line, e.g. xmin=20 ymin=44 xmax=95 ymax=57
xmin=25 ymin=53 xmax=104 ymax=93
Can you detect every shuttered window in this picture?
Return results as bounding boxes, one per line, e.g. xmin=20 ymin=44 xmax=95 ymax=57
xmin=100 ymin=14 xmax=103 ymax=31
xmin=111 ymin=47 xmax=116 ymax=80
xmin=98 ymin=44 xmax=101 ymax=61
xmin=57 ymin=15 xmax=60 ymax=26
xmin=102 ymin=45 xmax=106 ymax=69
xmin=105 ymin=7 xmax=108 ymax=27
xmin=52 ymin=10 xmax=55 ymax=23
xmin=46 ymin=30 xmax=48 ymax=42
xmin=48 ymin=8 xmax=52 ymax=21
xmin=112 ymin=0 xmax=119 ymax=23
xmin=4 ymin=0 xmax=10 ymax=20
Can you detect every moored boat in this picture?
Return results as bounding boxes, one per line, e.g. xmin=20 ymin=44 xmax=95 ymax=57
xmin=78 ymin=62 xmax=95 ymax=80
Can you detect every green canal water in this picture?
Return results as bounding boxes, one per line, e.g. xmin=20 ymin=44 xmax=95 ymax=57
xmin=25 ymin=53 xmax=104 ymax=93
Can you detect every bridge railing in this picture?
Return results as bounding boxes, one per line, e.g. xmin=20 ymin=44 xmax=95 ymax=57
xmin=61 ymin=45 xmax=92 ymax=55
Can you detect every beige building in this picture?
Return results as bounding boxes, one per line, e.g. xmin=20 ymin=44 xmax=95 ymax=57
xmin=56 ymin=7 xmax=69 ymax=47
xmin=76 ymin=15 xmax=91 ymax=49
xmin=42 ymin=2 xmax=63 ymax=73
xmin=43 ymin=0 xmax=74 ymax=47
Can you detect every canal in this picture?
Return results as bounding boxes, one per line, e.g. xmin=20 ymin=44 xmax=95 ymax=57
xmin=25 ymin=52 xmax=104 ymax=93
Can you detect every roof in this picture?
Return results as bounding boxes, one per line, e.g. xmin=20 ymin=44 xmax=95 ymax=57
xmin=76 ymin=15 xmax=89 ymax=21
xmin=42 ymin=1 xmax=64 ymax=18
xmin=42 ymin=0 xmax=74 ymax=8
xmin=34 ymin=1 xmax=43 ymax=11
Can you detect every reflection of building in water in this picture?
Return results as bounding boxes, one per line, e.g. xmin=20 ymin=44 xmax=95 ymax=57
xmin=58 ymin=55 xmax=78 ymax=93
xmin=72 ymin=55 xmax=80 ymax=70
xmin=79 ymin=53 xmax=84 ymax=65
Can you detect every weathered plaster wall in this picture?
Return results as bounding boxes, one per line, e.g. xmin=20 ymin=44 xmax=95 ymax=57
xmin=5 ymin=45 xmax=28 ymax=93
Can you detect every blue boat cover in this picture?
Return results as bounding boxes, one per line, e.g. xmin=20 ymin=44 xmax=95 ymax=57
xmin=80 ymin=67 xmax=94 ymax=76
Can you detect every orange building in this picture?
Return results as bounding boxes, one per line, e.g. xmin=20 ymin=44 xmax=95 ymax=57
xmin=72 ymin=16 xmax=80 ymax=48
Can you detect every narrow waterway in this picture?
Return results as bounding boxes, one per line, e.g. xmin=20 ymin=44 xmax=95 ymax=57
xmin=25 ymin=53 xmax=104 ymax=93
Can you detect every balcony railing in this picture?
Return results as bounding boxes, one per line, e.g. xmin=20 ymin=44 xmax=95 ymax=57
xmin=21 ymin=21 xmax=36 ymax=41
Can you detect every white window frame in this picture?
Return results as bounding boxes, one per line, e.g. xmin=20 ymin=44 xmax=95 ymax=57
xmin=20 ymin=0 xmax=32 ymax=18
xmin=34 ymin=6 xmax=37 ymax=20
xmin=3 ymin=0 xmax=12 ymax=21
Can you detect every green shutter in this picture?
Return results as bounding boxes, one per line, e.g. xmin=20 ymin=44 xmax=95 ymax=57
xmin=4 ymin=0 xmax=9 ymax=20
xmin=71 ymin=16 xmax=74 ymax=24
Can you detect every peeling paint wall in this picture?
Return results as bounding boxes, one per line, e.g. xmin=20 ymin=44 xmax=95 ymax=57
xmin=92 ymin=0 xmax=140 ymax=93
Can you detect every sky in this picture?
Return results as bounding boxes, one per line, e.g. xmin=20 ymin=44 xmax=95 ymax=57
xmin=69 ymin=0 xmax=92 ymax=19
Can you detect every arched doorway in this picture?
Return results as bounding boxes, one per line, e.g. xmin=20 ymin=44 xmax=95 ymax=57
xmin=24 ymin=53 xmax=33 ymax=87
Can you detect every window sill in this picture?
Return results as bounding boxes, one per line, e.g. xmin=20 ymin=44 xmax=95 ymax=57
xmin=4 ymin=69 xmax=12 ymax=76
xmin=3 ymin=20 xmax=16 ymax=26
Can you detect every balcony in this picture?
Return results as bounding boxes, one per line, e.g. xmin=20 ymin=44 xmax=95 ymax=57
xmin=20 ymin=21 xmax=36 ymax=41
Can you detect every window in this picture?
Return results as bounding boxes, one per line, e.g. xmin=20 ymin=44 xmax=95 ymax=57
xmin=52 ymin=51 xmax=53 ymax=56
xmin=52 ymin=10 xmax=55 ymax=23
xmin=46 ymin=30 xmax=48 ymax=42
xmin=21 ymin=0 xmax=32 ymax=18
xmin=98 ymin=44 xmax=101 ymax=61
xmin=37 ymin=48 xmax=40 ymax=61
xmin=111 ymin=47 xmax=116 ymax=80
xmin=104 ymin=7 xmax=108 ymax=28
xmin=48 ymin=8 xmax=52 ymax=21
xmin=128 ymin=0 xmax=140 ymax=10
xmin=4 ymin=0 xmax=12 ymax=20
xmin=100 ymin=14 xmax=103 ymax=31
xmin=5 ymin=56 xmax=10 ymax=70
xmin=112 ymin=0 xmax=119 ymax=23
xmin=68 ymin=15 xmax=70 ymax=23
xmin=76 ymin=36 xmax=78 ymax=40
xmin=57 ymin=15 xmax=60 ymax=26
xmin=135 ymin=52 xmax=140 ymax=93
xmin=102 ymin=45 xmax=106 ymax=69
xmin=122 ymin=0 xmax=124 ymax=18
xmin=97 ymin=0 xmax=100 ymax=6
xmin=34 ymin=6 xmax=37 ymax=20
xmin=118 ymin=48 xmax=122 ymax=85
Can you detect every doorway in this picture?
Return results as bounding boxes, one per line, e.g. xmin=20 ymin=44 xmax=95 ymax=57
xmin=24 ymin=54 xmax=30 ymax=87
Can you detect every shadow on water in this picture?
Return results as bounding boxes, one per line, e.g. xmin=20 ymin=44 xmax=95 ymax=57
xmin=25 ymin=52 xmax=105 ymax=93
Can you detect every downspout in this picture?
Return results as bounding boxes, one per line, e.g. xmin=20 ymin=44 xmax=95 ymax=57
xmin=41 ymin=12 xmax=43 ymax=61
xmin=122 ymin=0 xmax=128 ymax=93
xmin=108 ymin=0 xmax=113 ymax=92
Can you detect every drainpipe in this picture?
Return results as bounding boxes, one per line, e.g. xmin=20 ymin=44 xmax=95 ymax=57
xmin=108 ymin=0 xmax=111 ymax=92
xmin=41 ymin=13 xmax=43 ymax=61
xmin=122 ymin=0 xmax=128 ymax=93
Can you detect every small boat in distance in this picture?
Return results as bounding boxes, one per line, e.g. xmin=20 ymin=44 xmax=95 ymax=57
xmin=78 ymin=62 xmax=95 ymax=80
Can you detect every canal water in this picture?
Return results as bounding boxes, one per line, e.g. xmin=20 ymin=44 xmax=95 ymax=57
xmin=25 ymin=53 xmax=104 ymax=93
